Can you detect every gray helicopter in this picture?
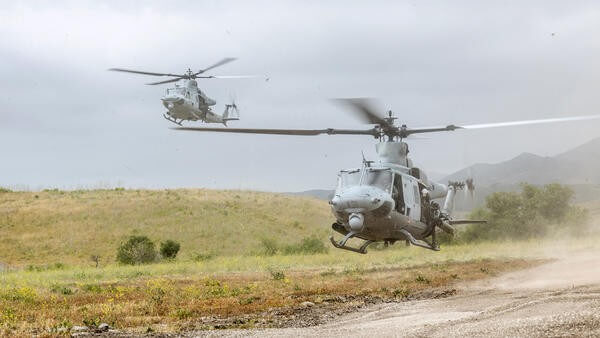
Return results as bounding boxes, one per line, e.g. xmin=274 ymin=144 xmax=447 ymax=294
xmin=110 ymin=58 xmax=261 ymax=126
xmin=176 ymin=99 xmax=600 ymax=253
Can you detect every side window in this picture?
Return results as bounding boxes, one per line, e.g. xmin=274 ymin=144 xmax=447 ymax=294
xmin=393 ymin=174 xmax=404 ymax=213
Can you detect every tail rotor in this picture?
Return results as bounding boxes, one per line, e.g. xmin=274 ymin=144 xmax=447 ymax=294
xmin=222 ymin=92 xmax=240 ymax=123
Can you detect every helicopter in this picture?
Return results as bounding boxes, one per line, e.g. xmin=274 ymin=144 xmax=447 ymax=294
xmin=109 ymin=58 xmax=261 ymax=126
xmin=175 ymin=99 xmax=600 ymax=253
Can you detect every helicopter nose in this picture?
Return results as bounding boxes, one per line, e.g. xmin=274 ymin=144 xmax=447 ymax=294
xmin=329 ymin=186 xmax=387 ymax=213
xmin=162 ymin=96 xmax=183 ymax=103
xmin=162 ymin=96 xmax=184 ymax=109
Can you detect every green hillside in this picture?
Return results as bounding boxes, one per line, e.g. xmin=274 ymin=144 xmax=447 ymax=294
xmin=0 ymin=189 xmax=332 ymax=266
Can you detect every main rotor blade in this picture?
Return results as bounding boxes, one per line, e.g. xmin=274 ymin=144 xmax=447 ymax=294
xmin=195 ymin=57 xmax=237 ymax=75
xmin=460 ymin=114 xmax=600 ymax=129
xmin=404 ymin=125 xmax=462 ymax=136
xmin=175 ymin=127 xmax=378 ymax=137
xmin=108 ymin=68 xmax=184 ymax=77
xmin=334 ymin=98 xmax=392 ymax=128
xmin=146 ymin=77 xmax=183 ymax=85
xmin=405 ymin=114 xmax=600 ymax=136
xmin=195 ymin=75 xmax=266 ymax=79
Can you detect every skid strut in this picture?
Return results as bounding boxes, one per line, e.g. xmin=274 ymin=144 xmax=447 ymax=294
xmin=329 ymin=233 xmax=375 ymax=254
xmin=163 ymin=113 xmax=183 ymax=126
xmin=399 ymin=229 xmax=439 ymax=251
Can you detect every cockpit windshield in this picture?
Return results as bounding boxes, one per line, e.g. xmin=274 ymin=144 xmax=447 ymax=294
xmin=166 ymin=87 xmax=186 ymax=96
xmin=338 ymin=170 xmax=361 ymax=191
xmin=363 ymin=169 xmax=393 ymax=192
xmin=336 ymin=168 xmax=393 ymax=193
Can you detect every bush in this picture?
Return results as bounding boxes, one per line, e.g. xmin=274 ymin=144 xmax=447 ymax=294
xmin=259 ymin=236 xmax=328 ymax=256
xmin=459 ymin=183 xmax=587 ymax=242
xmin=270 ymin=269 xmax=286 ymax=280
xmin=160 ymin=240 xmax=181 ymax=259
xmin=259 ymin=238 xmax=279 ymax=256
xmin=117 ymin=236 xmax=157 ymax=265
xmin=283 ymin=236 xmax=328 ymax=255
xmin=190 ymin=251 xmax=214 ymax=262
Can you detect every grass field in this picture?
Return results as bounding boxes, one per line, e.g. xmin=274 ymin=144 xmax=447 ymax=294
xmin=2 ymin=235 xmax=598 ymax=335
xmin=1 ymin=188 xmax=598 ymax=335
xmin=0 ymin=189 xmax=331 ymax=266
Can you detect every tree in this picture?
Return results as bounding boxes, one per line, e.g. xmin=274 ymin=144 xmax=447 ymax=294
xmin=460 ymin=183 xmax=580 ymax=242
xmin=117 ymin=236 xmax=157 ymax=265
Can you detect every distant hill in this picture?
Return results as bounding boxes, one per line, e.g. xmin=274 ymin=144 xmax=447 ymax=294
xmin=442 ymin=137 xmax=600 ymax=210
xmin=444 ymin=137 xmax=600 ymax=186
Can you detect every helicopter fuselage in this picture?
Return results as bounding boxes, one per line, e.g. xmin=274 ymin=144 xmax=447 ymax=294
xmin=328 ymin=141 xmax=455 ymax=252
xmin=160 ymin=79 xmax=239 ymax=126
xmin=331 ymin=166 xmax=431 ymax=241
xmin=109 ymin=57 xmax=248 ymax=126
xmin=162 ymin=79 xmax=231 ymax=124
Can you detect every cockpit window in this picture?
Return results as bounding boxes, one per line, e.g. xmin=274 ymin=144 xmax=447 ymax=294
xmin=336 ymin=168 xmax=393 ymax=193
xmin=166 ymin=87 xmax=186 ymax=96
xmin=362 ymin=169 xmax=393 ymax=192
xmin=337 ymin=170 xmax=361 ymax=191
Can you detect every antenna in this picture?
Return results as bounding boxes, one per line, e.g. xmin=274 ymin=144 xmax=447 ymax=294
xmin=361 ymin=151 xmax=374 ymax=167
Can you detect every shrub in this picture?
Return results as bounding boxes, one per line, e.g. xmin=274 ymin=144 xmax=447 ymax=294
xmin=259 ymin=236 xmax=328 ymax=256
xmin=283 ymin=236 xmax=328 ymax=255
xmin=90 ymin=255 xmax=100 ymax=268
xmin=270 ymin=269 xmax=285 ymax=280
xmin=259 ymin=238 xmax=279 ymax=256
xmin=191 ymin=251 xmax=214 ymax=262
xmin=459 ymin=183 xmax=586 ymax=242
xmin=117 ymin=236 xmax=157 ymax=265
xmin=160 ymin=240 xmax=181 ymax=259
xmin=50 ymin=284 xmax=74 ymax=295
xmin=415 ymin=275 xmax=430 ymax=284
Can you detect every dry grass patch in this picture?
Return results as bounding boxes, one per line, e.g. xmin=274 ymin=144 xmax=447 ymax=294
xmin=0 ymin=258 xmax=541 ymax=335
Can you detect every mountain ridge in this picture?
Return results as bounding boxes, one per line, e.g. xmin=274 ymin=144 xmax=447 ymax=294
xmin=443 ymin=137 xmax=600 ymax=187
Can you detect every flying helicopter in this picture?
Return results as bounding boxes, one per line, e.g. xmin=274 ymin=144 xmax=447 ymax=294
xmin=109 ymin=58 xmax=262 ymax=126
xmin=175 ymin=99 xmax=600 ymax=253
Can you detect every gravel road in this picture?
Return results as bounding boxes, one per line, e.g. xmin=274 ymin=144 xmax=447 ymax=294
xmin=206 ymin=252 xmax=600 ymax=337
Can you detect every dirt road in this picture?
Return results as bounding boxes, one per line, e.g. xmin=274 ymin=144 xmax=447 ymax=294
xmin=209 ymin=252 xmax=600 ymax=337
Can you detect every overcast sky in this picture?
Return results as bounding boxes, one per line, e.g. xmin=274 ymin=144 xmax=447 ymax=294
xmin=2 ymin=1 xmax=600 ymax=192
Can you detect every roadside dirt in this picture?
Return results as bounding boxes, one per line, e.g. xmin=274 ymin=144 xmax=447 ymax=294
xmin=202 ymin=250 xmax=600 ymax=337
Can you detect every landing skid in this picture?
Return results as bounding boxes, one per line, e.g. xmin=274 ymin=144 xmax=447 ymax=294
xmin=329 ymin=233 xmax=374 ymax=254
xmin=399 ymin=229 xmax=440 ymax=251
xmin=163 ymin=113 xmax=183 ymax=126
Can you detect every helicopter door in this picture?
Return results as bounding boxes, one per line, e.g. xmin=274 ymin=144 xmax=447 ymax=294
xmin=402 ymin=176 xmax=421 ymax=221
xmin=393 ymin=174 xmax=405 ymax=213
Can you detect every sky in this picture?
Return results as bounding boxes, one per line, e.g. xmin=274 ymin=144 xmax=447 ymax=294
xmin=1 ymin=1 xmax=600 ymax=192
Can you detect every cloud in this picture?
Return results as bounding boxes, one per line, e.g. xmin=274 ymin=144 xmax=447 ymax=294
xmin=1 ymin=1 xmax=600 ymax=191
